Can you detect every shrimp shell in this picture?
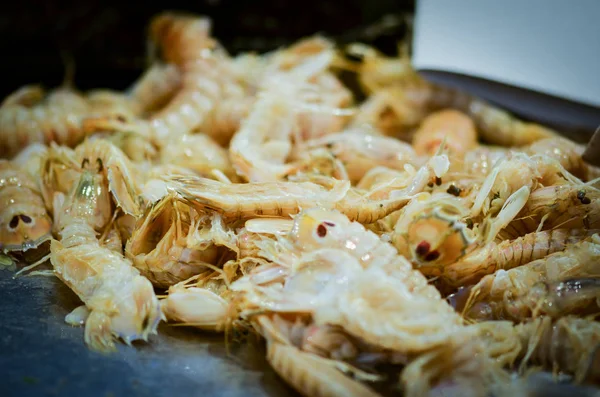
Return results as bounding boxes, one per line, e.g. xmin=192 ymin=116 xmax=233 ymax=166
xmin=52 ymin=169 xmax=161 ymax=351
xmin=266 ymin=342 xmax=380 ymax=397
xmin=476 ymin=316 xmax=600 ymax=383
xmin=436 ymin=228 xmax=599 ymax=288
xmin=304 ymin=129 xmax=418 ymax=184
xmin=172 ymin=175 xmax=414 ymax=224
xmin=0 ymin=160 xmax=52 ymax=253
xmin=0 ymin=88 xmax=90 ymax=158
xmin=464 ymin=234 xmax=600 ymax=321
xmin=125 ymin=194 xmax=225 ymax=288
xmin=128 ymin=63 xmax=181 ymax=116
xmin=412 ymin=109 xmax=477 ymax=157
xmin=159 ymin=133 xmax=234 ymax=178
xmin=1 ymin=84 xmax=45 ymax=107
xmin=146 ymin=13 xmax=244 ymax=145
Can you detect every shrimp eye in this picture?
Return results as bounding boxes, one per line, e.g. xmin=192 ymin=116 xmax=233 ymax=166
xmin=19 ymin=215 xmax=32 ymax=224
xmin=81 ymin=158 xmax=89 ymax=169
xmin=424 ymin=250 xmax=440 ymax=262
xmin=96 ymin=158 xmax=103 ymax=172
xmin=415 ymin=241 xmax=430 ymax=256
xmin=316 ymin=223 xmax=327 ymax=238
xmin=9 ymin=215 xmax=19 ymax=229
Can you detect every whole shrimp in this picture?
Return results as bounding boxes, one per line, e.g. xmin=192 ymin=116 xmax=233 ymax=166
xmin=0 ymin=160 xmax=52 ymax=257
xmin=434 ymin=228 xmax=598 ymax=289
xmin=50 ymin=161 xmax=161 ymax=352
xmin=463 ymin=234 xmax=600 ymax=321
xmin=354 ymin=63 xmax=557 ymax=147
xmin=172 ymin=151 xmax=449 ymax=224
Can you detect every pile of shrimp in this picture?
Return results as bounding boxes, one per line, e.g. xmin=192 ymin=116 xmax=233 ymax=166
xmin=3 ymin=11 xmax=600 ymax=397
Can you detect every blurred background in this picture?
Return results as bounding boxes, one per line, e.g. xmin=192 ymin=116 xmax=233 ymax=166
xmin=0 ymin=0 xmax=414 ymax=98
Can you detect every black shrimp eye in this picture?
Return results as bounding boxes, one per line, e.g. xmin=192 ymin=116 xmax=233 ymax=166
xmin=81 ymin=158 xmax=89 ymax=168
xmin=424 ymin=250 xmax=440 ymax=262
xmin=415 ymin=241 xmax=430 ymax=256
xmin=9 ymin=215 xmax=19 ymax=229
xmin=96 ymin=158 xmax=103 ymax=172
xmin=316 ymin=224 xmax=327 ymax=238
xmin=19 ymin=215 xmax=32 ymax=224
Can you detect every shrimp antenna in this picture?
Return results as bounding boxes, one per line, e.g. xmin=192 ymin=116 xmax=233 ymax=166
xmin=60 ymin=50 xmax=77 ymax=90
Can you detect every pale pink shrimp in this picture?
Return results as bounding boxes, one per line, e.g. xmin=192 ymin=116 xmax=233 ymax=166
xmin=0 ymin=87 xmax=90 ymax=158
xmin=127 ymin=63 xmax=182 ymax=116
xmin=51 ymin=163 xmax=161 ymax=352
xmin=412 ymin=109 xmax=478 ymax=157
xmin=304 ymin=129 xmax=419 ymax=184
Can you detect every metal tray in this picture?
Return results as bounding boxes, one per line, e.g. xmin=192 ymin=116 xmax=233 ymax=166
xmin=4 ymin=268 xmax=600 ymax=397
xmin=0 ymin=269 xmax=296 ymax=397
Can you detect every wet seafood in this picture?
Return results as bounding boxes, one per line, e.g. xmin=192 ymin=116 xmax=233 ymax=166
xmin=3 ymin=10 xmax=600 ymax=397
xmin=0 ymin=160 xmax=52 ymax=255
xmin=463 ymin=234 xmax=600 ymax=321
xmin=50 ymin=162 xmax=161 ymax=351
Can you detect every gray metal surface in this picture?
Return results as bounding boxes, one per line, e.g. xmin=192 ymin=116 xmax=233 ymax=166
xmin=0 ymin=269 xmax=295 ymax=397
xmin=4 ymin=268 xmax=600 ymax=397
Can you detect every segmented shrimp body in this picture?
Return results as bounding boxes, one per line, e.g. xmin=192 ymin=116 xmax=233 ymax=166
xmin=463 ymin=234 xmax=600 ymax=321
xmin=51 ymin=166 xmax=161 ymax=352
xmin=147 ymin=13 xmax=245 ymax=144
xmin=434 ymin=228 xmax=598 ymax=288
xmin=519 ymin=185 xmax=600 ymax=232
xmin=0 ymin=88 xmax=90 ymax=158
xmin=159 ymin=133 xmax=235 ymax=178
xmin=1 ymin=84 xmax=44 ymax=107
xmin=127 ymin=63 xmax=182 ymax=116
xmin=0 ymin=160 xmax=52 ymax=253
xmin=174 ymin=153 xmax=448 ymax=224
xmin=412 ymin=109 xmax=477 ymax=157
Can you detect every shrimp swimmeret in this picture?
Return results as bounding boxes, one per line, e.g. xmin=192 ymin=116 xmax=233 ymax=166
xmin=50 ymin=163 xmax=161 ymax=352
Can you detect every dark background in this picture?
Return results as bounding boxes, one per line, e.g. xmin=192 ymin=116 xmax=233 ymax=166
xmin=0 ymin=0 xmax=415 ymax=98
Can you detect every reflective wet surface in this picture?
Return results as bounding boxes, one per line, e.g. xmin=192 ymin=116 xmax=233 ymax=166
xmin=0 ymin=269 xmax=295 ymax=397
xmin=3 ymin=268 xmax=600 ymax=397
